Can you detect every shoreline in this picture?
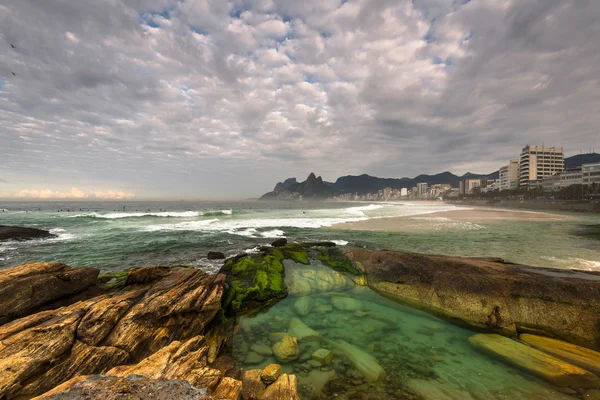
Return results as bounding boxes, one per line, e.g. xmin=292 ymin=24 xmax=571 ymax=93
xmin=330 ymin=207 xmax=570 ymax=232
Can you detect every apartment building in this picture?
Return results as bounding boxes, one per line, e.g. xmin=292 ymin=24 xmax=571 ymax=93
xmin=519 ymin=145 xmax=564 ymax=188
xmin=499 ymin=159 xmax=520 ymax=190
xmin=582 ymin=162 xmax=600 ymax=185
xmin=542 ymin=168 xmax=583 ymax=191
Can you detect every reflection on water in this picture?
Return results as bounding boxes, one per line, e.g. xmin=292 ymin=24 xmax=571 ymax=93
xmin=229 ymin=264 xmax=575 ymax=399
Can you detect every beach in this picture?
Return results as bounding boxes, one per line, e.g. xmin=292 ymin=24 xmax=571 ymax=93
xmin=331 ymin=207 xmax=569 ymax=232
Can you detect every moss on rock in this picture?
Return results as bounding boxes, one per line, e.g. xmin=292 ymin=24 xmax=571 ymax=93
xmin=99 ymin=270 xmax=129 ymax=289
xmin=316 ymin=247 xmax=360 ymax=275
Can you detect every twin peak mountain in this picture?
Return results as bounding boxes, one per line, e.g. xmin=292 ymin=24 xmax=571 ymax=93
xmin=260 ymin=173 xmax=333 ymax=200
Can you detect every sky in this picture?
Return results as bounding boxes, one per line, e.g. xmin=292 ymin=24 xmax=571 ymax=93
xmin=1 ymin=0 xmax=599 ymax=200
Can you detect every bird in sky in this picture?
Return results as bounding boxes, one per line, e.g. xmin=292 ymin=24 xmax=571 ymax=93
xmin=11 ymin=44 xmax=16 ymax=49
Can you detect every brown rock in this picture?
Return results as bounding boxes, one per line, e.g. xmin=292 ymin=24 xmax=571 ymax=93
xmin=520 ymin=334 xmax=600 ymax=375
xmin=272 ymin=335 xmax=299 ymax=363
xmin=0 ymin=262 xmax=99 ymax=324
xmin=241 ymin=369 xmax=266 ymax=399
xmin=0 ymin=265 xmax=225 ymax=399
xmin=344 ymin=248 xmax=600 ymax=350
xmin=260 ymin=364 xmax=281 ymax=385
xmin=212 ymin=377 xmax=243 ymax=400
xmin=258 ymin=374 xmax=300 ymax=400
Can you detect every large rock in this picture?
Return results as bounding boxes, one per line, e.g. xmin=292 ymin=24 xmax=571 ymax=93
xmin=284 ymin=262 xmax=353 ymax=296
xmin=520 ymin=334 xmax=600 ymax=375
xmin=0 ymin=266 xmax=224 ymax=399
xmin=469 ymin=334 xmax=600 ymax=388
xmin=258 ymin=374 xmax=300 ymax=400
xmin=0 ymin=225 xmax=54 ymax=241
xmin=0 ymin=262 xmax=99 ymax=325
xmin=327 ymin=339 xmax=385 ymax=383
xmin=344 ymin=248 xmax=600 ymax=350
xmin=288 ymin=317 xmax=322 ymax=341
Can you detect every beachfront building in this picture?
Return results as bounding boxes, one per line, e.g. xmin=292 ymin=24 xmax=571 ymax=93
xmin=499 ymin=159 xmax=520 ymax=190
xmin=400 ymin=188 xmax=408 ymax=197
xmin=417 ymin=183 xmax=428 ymax=199
xmin=519 ymin=145 xmax=564 ymax=189
xmin=541 ymin=168 xmax=583 ymax=191
xmin=583 ymin=162 xmax=600 ymax=185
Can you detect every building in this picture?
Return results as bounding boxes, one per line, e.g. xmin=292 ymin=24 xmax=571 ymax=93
xmin=499 ymin=159 xmax=520 ymax=190
xmin=400 ymin=188 xmax=408 ymax=197
xmin=519 ymin=145 xmax=564 ymax=188
xmin=583 ymin=162 xmax=600 ymax=185
xmin=417 ymin=183 xmax=428 ymax=199
xmin=481 ymin=179 xmax=499 ymax=193
xmin=542 ymin=167 xmax=583 ymax=191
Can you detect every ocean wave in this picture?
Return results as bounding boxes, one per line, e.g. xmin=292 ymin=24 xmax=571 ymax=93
xmin=200 ymin=210 xmax=234 ymax=217
xmin=344 ymin=204 xmax=387 ymax=216
xmin=71 ymin=211 xmax=201 ymax=219
xmin=329 ymin=239 xmax=349 ymax=246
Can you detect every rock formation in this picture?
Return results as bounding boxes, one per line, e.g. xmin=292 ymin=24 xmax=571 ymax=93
xmin=260 ymin=173 xmax=334 ymax=200
xmin=0 ymin=225 xmax=54 ymax=241
xmin=344 ymin=247 xmax=600 ymax=350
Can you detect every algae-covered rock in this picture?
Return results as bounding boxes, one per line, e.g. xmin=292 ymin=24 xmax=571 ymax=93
xmin=268 ymin=332 xmax=289 ymax=344
xmin=272 ymin=335 xmax=300 ymax=363
xmin=251 ymin=344 xmax=273 ymax=357
xmin=316 ymin=247 xmax=361 ymax=275
xmin=469 ymin=334 xmax=600 ymax=388
xmin=293 ymin=297 xmax=314 ymax=316
xmin=288 ymin=317 xmax=322 ymax=341
xmin=220 ymin=244 xmax=311 ymax=316
xmin=328 ymin=339 xmax=385 ymax=383
xmin=331 ymin=296 xmax=363 ymax=311
xmin=520 ymin=334 xmax=600 ymax=375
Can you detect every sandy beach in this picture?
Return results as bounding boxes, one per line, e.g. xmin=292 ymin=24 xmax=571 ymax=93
xmin=331 ymin=208 xmax=569 ymax=232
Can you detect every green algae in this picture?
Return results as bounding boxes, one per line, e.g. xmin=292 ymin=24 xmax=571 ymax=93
xmin=316 ymin=247 xmax=360 ymax=275
xmin=99 ymin=269 xmax=129 ymax=289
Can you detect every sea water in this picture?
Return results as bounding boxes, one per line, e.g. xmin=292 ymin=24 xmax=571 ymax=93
xmin=1 ymin=200 xmax=600 ymax=272
xmin=229 ymin=260 xmax=578 ymax=400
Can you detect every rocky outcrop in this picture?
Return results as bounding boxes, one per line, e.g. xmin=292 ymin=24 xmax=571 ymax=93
xmin=0 ymin=266 xmax=223 ymax=399
xmin=260 ymin=173 xmax=333 ymax=200
xmin=0 ymin=262 xmax=99 ymax=324
xmin=0 ymin=225 xmax=54 ymax=241
xmin=344 ymin=248 xmax=600 ymax=350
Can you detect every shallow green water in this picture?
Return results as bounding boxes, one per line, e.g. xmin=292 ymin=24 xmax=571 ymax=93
xmin=230 ymin=261 xmax=577 ymax=400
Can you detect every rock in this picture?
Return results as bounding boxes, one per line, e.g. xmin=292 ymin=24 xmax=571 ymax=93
xmin=293 ymin=297 xmax=314 ymax=316
xmin=272 ymin=335 xmax=300 ymax=363
xmin=241 ymin=369 xmax=266 ymax=400
xmin=288 ymin=317 xmax=322 ymax=341
xmin=312 ymin=349 xmax=333 ymax=365
xmin=0 ymin=262 xmax=99 ymax=325
xmin=211 ymin=377 xmax=243 ymax=400
xmin=307 ymin=368 xmax=336 ymax=393
xmin=316 ymin=304 xmax=333 ymax=313
xmin=584 ymin=389 xmax=600 ymax=400
xmin=0 ymin=225 xmax=54 ymax=241
xmin=258 ymin=374 xmax=300 ymax=400
xmin=520 ymin=334 xmax=600 ymax=375
xmin=268 ymin=332 xmax=288 ymax=344
xmin=327 ymin=339 xmax=385 ymax=383
xmin=271 ymin=238 xmax=288 ymax=247
xmin=284 ymin=262 xmax=353 ymax=296
xmin=207 ymin=251 xmax=226 ymax=260
xmin=331 ymin=296 xmax=363 ymax=312
xmin=245 ymin=352 xmax=265 ymax=365
xmin=307 ymin=359 xmax=322 ymax=368
xmin=0 ymin=266 xmax=224 ymax=399
xmin=469 ymin=334 xmax=600 ymax=388
xmin=260 ymin=364 xmax=281 ymax=385
xmin=251 ymin=344 xmax=273 ymax=357
xmin=344 ymin=248 xmax=600 ymax=350
xmin=35 ymin=374 xmax=212 ymax=400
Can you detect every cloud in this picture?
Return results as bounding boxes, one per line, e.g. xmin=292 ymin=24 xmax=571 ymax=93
xmin=10 ymin=188 xmax=135 ymax=200
xmin=0 ymin=0 xmax=599 ymax=198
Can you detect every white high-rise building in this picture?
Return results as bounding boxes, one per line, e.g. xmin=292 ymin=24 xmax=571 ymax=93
xmin=499 ymin=159 xmax=520 ymax=190
xmin=519 ymin=145 xmax=564 ymax=188
xmin=416 ymin=183 xmax=428 ymax=199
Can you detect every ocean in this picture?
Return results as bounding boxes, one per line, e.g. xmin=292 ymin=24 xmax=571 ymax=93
xmin=1 ymin=200 xmax=599 ymax=273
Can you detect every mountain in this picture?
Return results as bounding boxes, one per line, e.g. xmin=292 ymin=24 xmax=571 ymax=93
xmin=260 ymin=173 xmax=334 ymax=199
xmin=564 ymin=153 xmax=600 ymax=168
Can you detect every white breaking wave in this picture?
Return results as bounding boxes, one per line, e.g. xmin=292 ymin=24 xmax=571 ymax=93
xmin=344 ymin=204 xmax=386 ymax=216
xmin=49 ymin=228 xmax=77 ymax=241
xmin=329 ymin=239 xmax=349 ymax=246
xmin=220 ymin=209 xmax=233 ymax=215
xmin=71 ymin=211 xmax=201 ymax=219
xmin=260 ymin=229 xmax=285 ymax=238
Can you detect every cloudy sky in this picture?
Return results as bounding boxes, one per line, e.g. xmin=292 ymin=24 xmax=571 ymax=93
xmin=1 ymin=0 xmax=599 ymax=200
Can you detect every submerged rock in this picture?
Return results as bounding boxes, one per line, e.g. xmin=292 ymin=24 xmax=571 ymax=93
xmin=250 ymin=344 xmax=273 ymax=357
xmin=285 ymin=262 xmax=353 ymax=296
xmin=312 ymin=349 xmax=333 ymax=365
xmin=327 ymin=339 xmax=385 ymax=383
xmin=207 ymin=251 xmax=225 ymax=260
xmin=331 ymin=296 xmax=363 ymax=311
xmin=469 ymin=334 xmax=600 ymax=388
xmin=288 ymin=317 xmax=322 ymax=341
xmin=272 ymin=334 xmax=300 ymax=363
xmin=520 ymin=334 xmax=600 ymax=375
xmin=293 ymin=297 xmax=314 ymax=316
xmin=0 ymin=262 xmax=99 ymax=325
xmin=245 ymin=351 xmax=265 ymax=365
xmin=345 ymin=248 xmax=600 ymax=350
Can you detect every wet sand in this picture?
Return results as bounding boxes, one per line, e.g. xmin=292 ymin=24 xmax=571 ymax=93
xmin=331 ymin=208 xmax=569 ymax=232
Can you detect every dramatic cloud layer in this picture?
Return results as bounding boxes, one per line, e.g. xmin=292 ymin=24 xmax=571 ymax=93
xmin=1 ymin=0 xmax=599 ymax=198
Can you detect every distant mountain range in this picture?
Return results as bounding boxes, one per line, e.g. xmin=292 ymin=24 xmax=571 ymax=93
xmin=261 ymin=153 xmax=600 ymax=199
